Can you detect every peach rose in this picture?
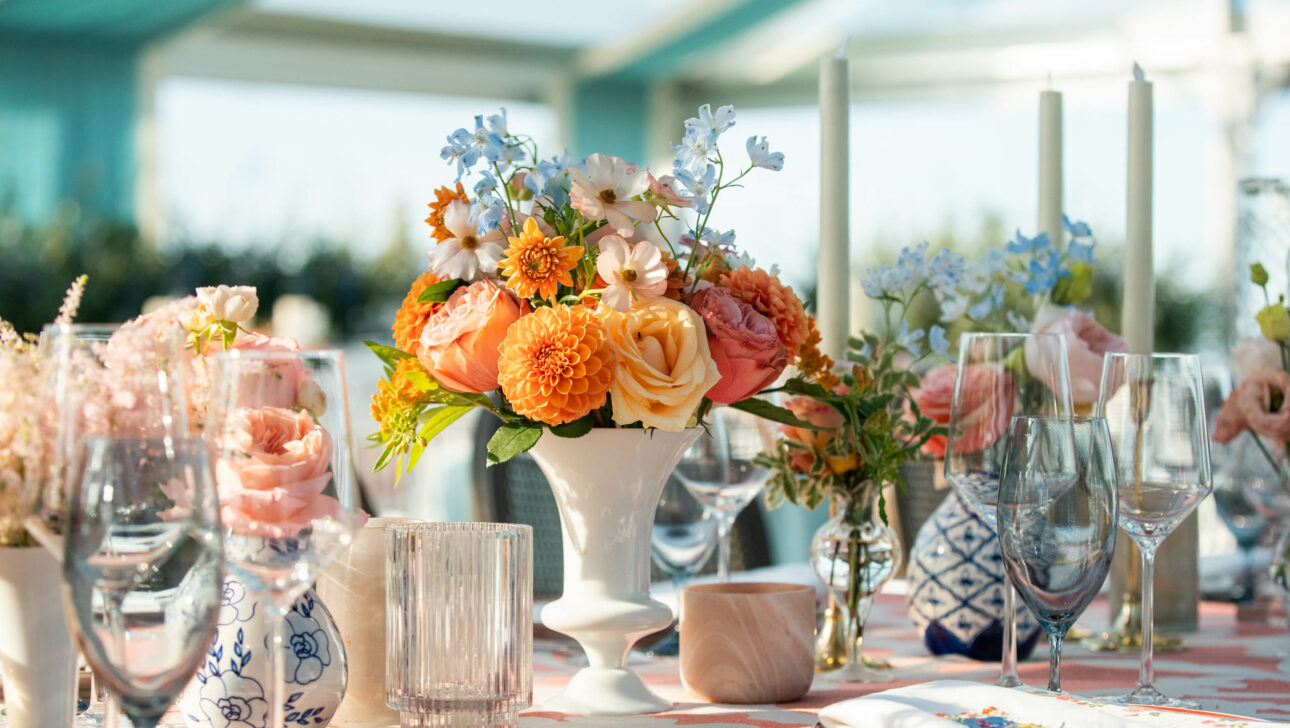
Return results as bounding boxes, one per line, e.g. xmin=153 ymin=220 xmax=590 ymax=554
xmin=1212 ymin=369 xmax=1290 ymax=445
xmin=215 ymin=406 xmax=348 ymax=538
xmin=910 ymin=362 xmax=957 ymax=457
xmin=226 ymin=334 xmax=307 ymax=410
xmin=599 ymin=298 xmax=721 ymax=431
xmin=417 ymin=279 xmax=525 ymax=393
xmin=1028 ymin=304 xmax=1125 ymax=407
xmin=949 ymin=363 xmax=1015 ymax=453
xmin=688 ymin=287 xmax=787 ymax=404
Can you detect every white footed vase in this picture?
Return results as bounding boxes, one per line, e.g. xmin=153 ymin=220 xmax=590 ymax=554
xmin=529 ymin=427 xmax=700 ymax=716
xmin=0 ymin=546 xmax=78 ymax=728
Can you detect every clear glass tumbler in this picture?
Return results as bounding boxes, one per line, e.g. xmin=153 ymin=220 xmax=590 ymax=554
xmin=386 ymin=523 xmax=534 ymax=728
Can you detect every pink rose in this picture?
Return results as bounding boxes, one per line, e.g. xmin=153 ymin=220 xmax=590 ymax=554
xmin=688 ymin=287 xmax=787 ymax=404
xmin=215 ymin=406 xmax=347 ymax=538
xmin=1028 ymin=304 xmax=1125 ymax=407
xmin=417 ymin=279 xmax=525 ymax=393
xmin=949 ymin=363 xmax=1015 ymax=454
xmin=1212 ymin=369 xmax=1290 ymax=445
xmin=910 ymin=363 xmax=957 ymax=457
xmin=1231 ymin=338 xmax=1284 ymax=381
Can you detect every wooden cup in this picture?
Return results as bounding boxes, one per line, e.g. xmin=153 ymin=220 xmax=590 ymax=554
xmin=679 ymin=582 xmax=815 ymax=704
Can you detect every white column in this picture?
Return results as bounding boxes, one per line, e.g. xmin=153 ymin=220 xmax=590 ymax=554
xmin=1038 ymin=88 xmax=1063 ymax=244
xmin=1123 ymin=64 xmax=1154 ymax=354
xmin=818 ymin=49 xmax=850 ymax=361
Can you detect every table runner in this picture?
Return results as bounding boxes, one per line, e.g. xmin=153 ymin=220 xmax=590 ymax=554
xmin=522 ymin=594 xmax=1290 ymax=726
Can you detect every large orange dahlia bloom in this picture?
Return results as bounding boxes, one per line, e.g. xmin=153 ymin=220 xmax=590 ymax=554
xmin=719 ymin=267 xmax=810 ymax=362
xmin=497 ymin=305 xmax=614 ymax=425
xmin=392 ymin=270 xmax=444 ymax=351
xmin=501 ymin=218 xmax=584 ymax=301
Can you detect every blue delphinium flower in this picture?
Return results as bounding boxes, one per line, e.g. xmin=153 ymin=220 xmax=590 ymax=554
xmin=1026 ymin=250 xmax=1067 ymax=295
xmin=473 ymin=171 xmax=499 ymax=198
xmin=970 ymin=283 xmax=1005 ymax=320
xmin=897 ymin=320 xmax=925 ymax=357
xmin=929 ymin=324 xmax=951 ymax=359
xmin=700 ymin=227 xmax=736 ymax=250
xmin=471 ymin=193 xmax=506 ymax=233
xmin=1005 ymin=229 xmax=1050 ymax=255
xmin=525 ymin=151 xmax=571 ymax=197
xmin=441 ymin=113 xmax=507 ymax=179
xmin=1063 ymin=214 xmax=1091 ymax=238
xmin=673 ymin=164 xmax=717 ymax=214
xmin=745 ymin=136 xmax=784 ymax=171
xmin=672 ymin=127 xmax=713 ymax=173
xmin=684 ymin=103 xmax=736 ymax=141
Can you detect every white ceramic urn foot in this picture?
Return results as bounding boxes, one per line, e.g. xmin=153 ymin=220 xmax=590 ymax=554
xmin=540 ymin=668 xmax=672 ymax=715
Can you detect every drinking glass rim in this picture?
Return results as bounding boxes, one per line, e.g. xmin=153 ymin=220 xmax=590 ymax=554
xmin=959 ymin=331 xmax=1063 ymax=341
xmin=1102 ymin=352 xmax=1201 ymax=362
xmin=214 ymin=347 xmax=346 ymax=362
xmin=390 ymin=522 xmax=532 ymax=537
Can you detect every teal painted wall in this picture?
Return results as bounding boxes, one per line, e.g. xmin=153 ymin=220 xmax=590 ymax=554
xmin=569 ymin=77 xmax=649 ymax=163
xmin=0 ymin=35 xmax=137 ymax=224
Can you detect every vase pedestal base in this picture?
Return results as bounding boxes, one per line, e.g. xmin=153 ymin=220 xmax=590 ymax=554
xmin=541 ymin=668 xmax=671 ymax=715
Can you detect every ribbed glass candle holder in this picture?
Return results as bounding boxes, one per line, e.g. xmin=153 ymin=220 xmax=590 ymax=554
xmin=386 ymin=522 xmax=533 ymax=728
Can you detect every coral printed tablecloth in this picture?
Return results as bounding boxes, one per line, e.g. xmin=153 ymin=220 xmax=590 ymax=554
xmin=523 ymin=595 xmax=1290 ymax=726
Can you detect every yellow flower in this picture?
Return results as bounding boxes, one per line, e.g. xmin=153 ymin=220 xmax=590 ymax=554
xmin=599 ymin=298 xmax=721 ymax=432
xmin=1257 ymin=303 xmax=1290 ymax=342
xmin=501 ymin=217 xmax=583 ymax=301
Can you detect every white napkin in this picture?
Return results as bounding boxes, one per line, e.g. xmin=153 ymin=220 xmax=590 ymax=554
xmin=818 ymin=680 xmax=1272 ymax=728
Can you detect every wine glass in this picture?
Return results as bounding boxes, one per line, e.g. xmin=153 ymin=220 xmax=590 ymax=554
xmin=999 ymin=416 xmax=1117 ymax=693
xmin=1096 ymin=353 xmax=1212 ymax=708
xmin=206 ymin=348 xmax=364 ymax=728
xmin=56 ymin=322 xmax=223 ymax=728
xmin=944 ymin=331 xmax=1073 ymax=687
xmin=1213 ymin=445 xmax=1269 ymax=603
xmin=648 ymin=477 xmax=718 ymax=656
xmin=673 ymin=406 xmax=774 ymax=581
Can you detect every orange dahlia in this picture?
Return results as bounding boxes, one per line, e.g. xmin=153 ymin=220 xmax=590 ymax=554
xmin=497 ymin=305 xmax=614 ymax=425
xmin=500 ymin=218 xmax=584 ymax=301
xmin=719 ymin=267 xmax=810 ymax=362
xmin=425 ymin=182 xmax=469 ymax=242
xmin=392 ymin=270 xmax=444 ymax=351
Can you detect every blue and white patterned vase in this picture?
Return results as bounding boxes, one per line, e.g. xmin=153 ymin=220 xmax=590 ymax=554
xmin=178 ymin=576 xmax=347 ymax=728
xmin=905 ymin=491 xmax=1041 ymax=661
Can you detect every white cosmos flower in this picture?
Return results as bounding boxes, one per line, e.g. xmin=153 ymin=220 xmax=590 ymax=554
xmin=428 ymin=200 xmax=506 ymax=281
xmin=568 ymin=153 xmax=657 ymax=237
xmin=596 ymin=236 xmax=668 ymax=312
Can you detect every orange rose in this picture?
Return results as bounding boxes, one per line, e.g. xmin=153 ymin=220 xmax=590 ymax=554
xmin=417 ymin=279 xmax=525 ymax=393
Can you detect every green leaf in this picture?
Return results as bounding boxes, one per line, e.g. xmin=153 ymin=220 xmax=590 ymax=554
xmin=487 ymin=421 xmax=543 ymax=466
xmin=365 ymin=341 xmax=413 ymax=370
xmin=373 ymin=442 xmax=397 ymax=472
xmin=728 ymin=397 xmax=823 ymax=430
xmin=419 ymin=405 xmax=474 ymax=443
xmin=416 ymin=278 xmax=466 ymax=303
xmin=549 ymin=416 xmax=595 ymax=438
xmin=404 ymin=370 xmax=435 ymax=393
xmin=406 ymin=437 xmax=427 ymax=472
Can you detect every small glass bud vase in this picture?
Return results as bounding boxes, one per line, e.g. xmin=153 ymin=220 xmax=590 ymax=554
xmin=810 ymin=488 xmax=902 ymax=684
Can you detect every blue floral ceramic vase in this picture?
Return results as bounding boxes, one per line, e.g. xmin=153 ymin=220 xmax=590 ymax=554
xmin=905 ymin=491 xmax=1042 ymax=661
xmin=178 ymin=576 xmax=347 ymax=728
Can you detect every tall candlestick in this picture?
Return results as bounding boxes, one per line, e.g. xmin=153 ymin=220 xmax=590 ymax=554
xmin=1038 ymin=88 xmax=1063 ymax=245
xmin=818 ymin=43 xmax=850 ymax=361
xmin=1123 ymin=63 xmax=1154 ymax=354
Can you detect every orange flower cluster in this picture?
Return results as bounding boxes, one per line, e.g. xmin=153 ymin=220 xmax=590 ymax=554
xmin=796 ymin=318 xmax=839 ymax=390
xmin=719 ymin=267 xmax=810 ymax=362
xmin=392 ymin=270 xmax=444 ymax=351
xmin=425 ymin=183 xmax=468 ymax=242
xmin=371 ymin=358 xmax=429 ymax=437
xmin=497 ymin=304 xmax=614 ymax=425
xmin=659 ymin=249 xmax=688 ymax=301
xmin=501 ymin=218 xmax=584 ymax=301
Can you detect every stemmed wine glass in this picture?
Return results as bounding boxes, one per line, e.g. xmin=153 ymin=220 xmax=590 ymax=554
xmin=998 ymin=416 xmax=1118 ymax=693
xmin=673 ymin=406 xmax=774 ymax=581
xmin=944 ymin=332 xmax=1074 ymax=688
xmin=206 ymin=349 xmax=364 ymax=728
xmin=1096 ymin=353 xmax=1212 ymax=708
xmin=56 ymin=323 xmax=224 ymax=728
xmin=648 ymin=477 xmax=718 ymax=656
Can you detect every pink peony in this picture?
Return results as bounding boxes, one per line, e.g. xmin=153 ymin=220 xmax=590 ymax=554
xmin=1028 ymin=304 xmax=1125 ymax=407
xmin=948 ymin=363 xmax=1015 ymax=454
xmin=417 ymin=279 xmax=525 ymax=393
xmin=1212 ymin=369 xmax=1290 ymax=445
xmin=215 ymin=406 xmax=347 ymax=538
xmin=910 ymin=363 xmax=957 ymax=457
xmin=688 ymin=287 xmax=786 ymax=404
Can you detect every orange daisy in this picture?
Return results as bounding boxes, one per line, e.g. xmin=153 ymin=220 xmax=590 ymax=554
xmin=425 ymin=182 xmax=469 ymax=242
xmin=500 ymin=218 xmax=583 ymax=301
xmin=497 ymin=305 xmax=614 ymax=425
xmin=392 ymin=270 xmax=444 ymax=351
xmin=719 ymin=267 xmax=810 ymax=362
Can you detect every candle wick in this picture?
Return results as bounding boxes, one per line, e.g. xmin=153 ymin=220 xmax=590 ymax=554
xmin=837 ymin=36 xmax=850 ymax=59
xmin=1132 ymin=62 xmax=1145 ymax=82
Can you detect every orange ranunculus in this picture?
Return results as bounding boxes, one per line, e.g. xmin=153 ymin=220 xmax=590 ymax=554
xmin=599 ymin=298 xmax=721 ymax=432
xmin=425 ymin=182 xmax=469 ymax=242
xmin=417 ymin=279 xmax=525 ymax=394
xmin=497 ymin=304 xmax=614 ymax=425
xmin=392 ymin=270 xmax=444 ymax=352
xmin=781 ymin=391 xmax=857 ymax=475
xmin=719 ymin=267 xmax=810 ymax=363
xmin=500 ymin=217 xmax=583 ymax=301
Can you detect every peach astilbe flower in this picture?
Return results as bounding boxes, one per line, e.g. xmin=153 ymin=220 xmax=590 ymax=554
xmin=497 ymin=305 xmax=614 ymax=425
xmin=501 ymin=217 xmax=584 ymax=301
xmin=719 ymin=267 xmax=810 ymax=362
xmin=392 ymin=270 xmax=444 ymax=351
xmin=796 ymin=318 xmax=839 ymax=390
xmin=425 ymin=182 xmax=469 ymax=242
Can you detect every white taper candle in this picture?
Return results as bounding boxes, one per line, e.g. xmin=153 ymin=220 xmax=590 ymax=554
xmin=1123 ymin=63 xmax=1155 ymax=354
xmin=818 ymin=43 xmax=850 ymax=361
xmin=1038 ymin=88 xmax=1063 ymax=245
